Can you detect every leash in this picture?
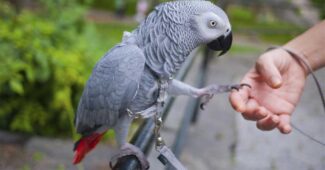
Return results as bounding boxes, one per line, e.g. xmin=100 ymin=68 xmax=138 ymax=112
xmin=267 ymin=46 xmax=325 ymax=146
xmin=154 ymin=79 xmax=187 ymax=170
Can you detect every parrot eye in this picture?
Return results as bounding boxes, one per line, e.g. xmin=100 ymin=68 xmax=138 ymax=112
xmin=209 ymin=20 xmax=217 ymax=28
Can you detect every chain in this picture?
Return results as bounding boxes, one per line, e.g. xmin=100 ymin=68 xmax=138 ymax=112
xmin=154 ymin=115 xmax=165 ymax=150
xmin=154 ymin=79 xmax=168 ymax=150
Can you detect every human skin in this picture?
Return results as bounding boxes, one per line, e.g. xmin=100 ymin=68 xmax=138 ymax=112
xmin=229 ymin=20 xmax=325 ymax=134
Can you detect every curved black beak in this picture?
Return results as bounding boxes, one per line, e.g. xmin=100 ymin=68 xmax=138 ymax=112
xmin=207 ymin=32 xmax=232 ymax=56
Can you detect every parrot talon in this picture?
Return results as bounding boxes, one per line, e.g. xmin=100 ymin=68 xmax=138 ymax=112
xmin=199 ymin=94 xmax=214 ymax=110
xmin=200 ymin=103 xmax=205 ymax=110
xmin=240 ymin=83 xmax=252 ymax=88
xmin=231 ymin=86 xmax=240 ymax=91
xmin=110 ymin=143 xmax=149 ymax=170
xmin=231 ymin=83 xmax=251 ymax=91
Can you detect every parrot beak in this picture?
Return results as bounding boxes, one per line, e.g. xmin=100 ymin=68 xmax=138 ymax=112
xmin=207 ymin=31 xmax=232 ymax=56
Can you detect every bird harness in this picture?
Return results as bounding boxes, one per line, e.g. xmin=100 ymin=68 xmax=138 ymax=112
xmin=154 ymin=78 xmax=187 ymax=170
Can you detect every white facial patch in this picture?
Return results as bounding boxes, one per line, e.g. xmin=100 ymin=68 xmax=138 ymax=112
xmin=194 ymin=12 xmax=227 ymax=42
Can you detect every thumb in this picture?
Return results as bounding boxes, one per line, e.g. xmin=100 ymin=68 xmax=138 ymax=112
xmin=256 ymin=56 xmax=282 ymax=89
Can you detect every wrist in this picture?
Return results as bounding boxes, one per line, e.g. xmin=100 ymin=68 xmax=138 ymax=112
xmin=281 ymin=45 xmax=311 ymax=77
xmin=284 ymin=21 xmax=325 ymax=72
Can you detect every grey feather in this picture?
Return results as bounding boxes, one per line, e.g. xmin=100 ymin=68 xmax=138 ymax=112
xmin=75 ymin=44 xmax=145 ymax=134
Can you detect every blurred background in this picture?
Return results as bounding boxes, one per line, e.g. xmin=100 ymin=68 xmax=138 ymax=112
xmin=0 ymin=0 xmax=324 ymax=170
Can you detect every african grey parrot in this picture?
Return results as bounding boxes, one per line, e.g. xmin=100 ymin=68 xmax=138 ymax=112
xmin=73 ymin=0 xmax=246 ymax=169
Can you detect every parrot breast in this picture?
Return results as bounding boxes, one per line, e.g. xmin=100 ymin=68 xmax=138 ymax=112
xmin=128 ymin=67 xmax=159 ymax=113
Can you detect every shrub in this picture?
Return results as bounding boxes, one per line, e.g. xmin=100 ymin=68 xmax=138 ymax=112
xmin=0 ymin=0 xmax=99 ymax=137
xmin=311 ymin=0 xmax=325 ymax=19
xmin=87 ymin=0 xmax=138 ymax=15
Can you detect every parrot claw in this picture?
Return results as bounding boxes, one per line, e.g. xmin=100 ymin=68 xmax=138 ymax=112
xmin=200 ymin=83 xmax=251 ymax=96
xmin=110 ymin=143 xmax=149 ymax=170
xmin=200 ymin=94 xmax=214 ymax=110
xmin=230 ymin=83 xmax=251 ymax=91
xmin=197 ymin=83 xmax=251 ymax=109
xmin=200 ymin=103 xmax=205 ymax=110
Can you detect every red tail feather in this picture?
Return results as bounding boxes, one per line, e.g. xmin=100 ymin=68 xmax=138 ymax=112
xmin=72 ymin=132 xmax=105 ymax=164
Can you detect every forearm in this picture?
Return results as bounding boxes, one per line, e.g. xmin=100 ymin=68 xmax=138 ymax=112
xmin=284 ymin=20 xmax=325 ymax=73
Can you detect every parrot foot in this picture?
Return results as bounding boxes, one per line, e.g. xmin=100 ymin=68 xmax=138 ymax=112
xmin=110 ymin=143 xmax=149 ymax=170
xmin=230 ymin=83 xmax=251 ymax=91
xmin=199 ymin=83 xmax=251 ymax=110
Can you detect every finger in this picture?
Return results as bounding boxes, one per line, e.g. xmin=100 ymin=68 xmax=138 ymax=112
xmin=255 ymin=53 xmax=283 ymax=89
xmin=277 ymin=114 xmax=292 ymax=134
xmin=229 ymin=88 xmax=249 ymax=112
xmin=256 ymin=111 xmax=280 ymax=131
xmin=241 ymin=99 xmax=267 ymax=121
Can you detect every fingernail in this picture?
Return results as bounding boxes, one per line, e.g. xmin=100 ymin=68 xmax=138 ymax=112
xmin=283 ymin=125 xmax=291 ymax=134
xmin=271 ymin=76 xmax=282 ymax=88
xmin=237 ymin=104 xmax=245 ymax=112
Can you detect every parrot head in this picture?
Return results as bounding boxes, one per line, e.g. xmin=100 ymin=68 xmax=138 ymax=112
xmin=191 ymin=1 xmax=232 ymax=56
xmin=134 ymin=0 xmax=234 ymax=76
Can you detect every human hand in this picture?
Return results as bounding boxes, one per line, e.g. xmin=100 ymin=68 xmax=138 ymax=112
xmin=229 ymin=48 xmax=307 ymax=134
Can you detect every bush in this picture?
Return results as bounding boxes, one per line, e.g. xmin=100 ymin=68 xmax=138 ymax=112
xmin=311 ymin=0 xmax=325 ymax=19
xmin=228 ymin=5 xmax=305 ymax=43
xmin=0 ymin=0 xmax=100 ymax=137
xmin=88 ymin=0 xmax=138 ymax=15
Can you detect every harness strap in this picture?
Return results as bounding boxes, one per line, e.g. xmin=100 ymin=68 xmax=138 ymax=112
xmin=154 ymin=79 xmax=187 ymax=170
xmin=158 ymin=145 xmax=187 ymax=170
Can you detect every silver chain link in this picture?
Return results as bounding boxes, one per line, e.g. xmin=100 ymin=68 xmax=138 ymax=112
xmin=154 ymin=79 xmax=168 ymax=150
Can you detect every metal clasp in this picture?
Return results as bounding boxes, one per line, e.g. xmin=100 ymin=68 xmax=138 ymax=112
xmin=126 ymin=108 xmax=141 ymax=119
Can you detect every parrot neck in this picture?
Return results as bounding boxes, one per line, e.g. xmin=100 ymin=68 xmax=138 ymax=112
xmin=131 ymin=2 xmax=201 ymax=78
xmin=134 ymin=30 xmax=198 ymax=79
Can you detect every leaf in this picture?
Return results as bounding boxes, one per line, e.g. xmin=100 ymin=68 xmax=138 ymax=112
xmin=26 ymin=65 xmax=35 ymax=82
xmin=0 ymin=0 xmax=103 ymax=137
xmin=9 ymin=79 xmax=24 ymax=95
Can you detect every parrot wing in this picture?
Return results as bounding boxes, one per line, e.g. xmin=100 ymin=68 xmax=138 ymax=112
xmin=75 ymin=44 xmax=145 ymax=135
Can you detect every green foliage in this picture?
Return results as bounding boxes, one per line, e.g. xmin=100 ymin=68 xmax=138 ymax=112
xmin=229 ymin=44 xmax=263 ymax=55
xmin=311 ymin=0 xmax=325 ymax=19
xmin=87 ymin=0 xmax=138 ymax=15
xmin=0 ymin=0 xmax=100 ymax=136
xmin=228 ymin=5 xmax=255 ymax=25
xmin=228 ymin=5 xmax=305 ymax=43
xmin=32 ymin=152 xmax=44 ymax=162
xmin=94 ymin=22 xmax=136 ymax=50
